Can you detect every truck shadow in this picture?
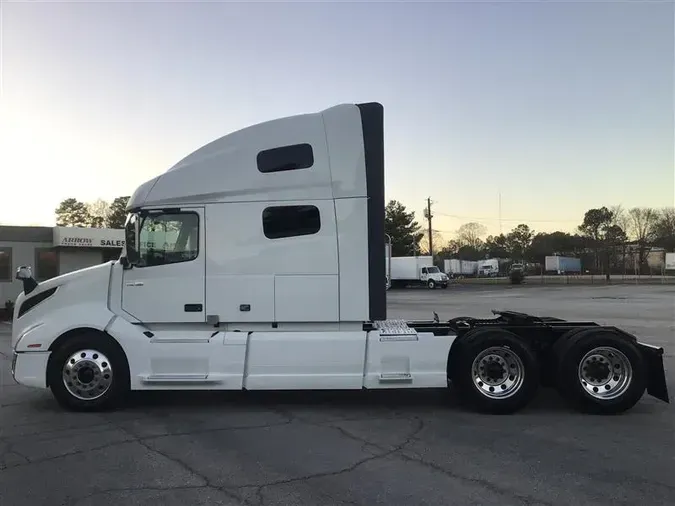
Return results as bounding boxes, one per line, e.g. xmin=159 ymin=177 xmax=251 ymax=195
xmin=121 ymin=387 xmax=584 ymax=415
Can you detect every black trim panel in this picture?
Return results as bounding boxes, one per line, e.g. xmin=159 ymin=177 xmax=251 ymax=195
xmin=357 ymin=102 xmax=386 ymax=321
xmin=18 ymin=287 xmax=57 ymax=318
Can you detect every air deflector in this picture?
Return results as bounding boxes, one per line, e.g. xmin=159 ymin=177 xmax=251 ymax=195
xmin=357 ymin=102 xmax=386 ymax=321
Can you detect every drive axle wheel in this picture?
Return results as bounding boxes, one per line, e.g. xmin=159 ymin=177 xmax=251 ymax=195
xmin=48 ymin=333 xmax=129 ymax=412
xmin=453 ymin=329 xmax=539 ymax=414
xmin=472 ymin=347 xmax=525 ymax=400
xmin=556 ymin=330 xmax=646 ymax=414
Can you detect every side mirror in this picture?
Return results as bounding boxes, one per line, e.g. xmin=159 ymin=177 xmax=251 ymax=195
xmin=16 ymin=266 xmax=33 ymax=280
xmin=16 ymin=266 xmax=38 ymax=295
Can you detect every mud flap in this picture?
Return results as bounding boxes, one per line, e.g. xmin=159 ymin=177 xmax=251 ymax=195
xmin=637 ymin=342 xmax=670 ymax=403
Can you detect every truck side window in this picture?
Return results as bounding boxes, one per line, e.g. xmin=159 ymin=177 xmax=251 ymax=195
xmin=257 ymin=143 xmax=314 ymax=173
xmin=137 ymin=212 xmax=199 ymax=267
xmin=262 ymin=205 xmax=320 ymax=239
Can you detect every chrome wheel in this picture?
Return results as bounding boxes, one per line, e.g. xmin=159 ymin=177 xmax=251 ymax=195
xmin=577 ymin=346 xmax=632 ymax=400
xmin=62 ymin=349 xmax=113 ymax=401
xmin=471 ymin=346 xmax=525 ymax=399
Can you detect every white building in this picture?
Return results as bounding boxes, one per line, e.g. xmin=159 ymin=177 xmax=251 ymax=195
xmin=0 ymin=226 xmax=124 ymax=303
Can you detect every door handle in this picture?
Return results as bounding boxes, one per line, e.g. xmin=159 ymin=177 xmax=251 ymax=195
xmin=125 ymin=281 xmax=144 ymax=287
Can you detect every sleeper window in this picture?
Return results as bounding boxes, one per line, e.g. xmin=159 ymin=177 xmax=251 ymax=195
xmin=262 ymin=205 xmax=320 ymax=239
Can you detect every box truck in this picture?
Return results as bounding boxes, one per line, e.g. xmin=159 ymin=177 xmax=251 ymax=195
xmin=389 ymin=255 xmax=448 ymax=289
xmin=9 ymin=101 xmax=668 ymax=416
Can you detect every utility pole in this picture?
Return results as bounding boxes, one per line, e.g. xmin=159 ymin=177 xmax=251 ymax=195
xmin=498 ymin=191 xmax=503 ymax=235
xmin=425 ymin=197 xmax=433 ymax=257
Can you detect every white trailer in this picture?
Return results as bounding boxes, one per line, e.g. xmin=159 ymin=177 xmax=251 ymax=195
xmin=545 ymin=256 xmax=582 ymax=274
xmin=9 ymin=102 xmax=668 ymax=416
xmin=444 ymin=259 xmax=477 ymax=277
xmin=389 ymin=255 xmax=448 ymax=289
xmin=665 ymin=252 xmax=675 ymax=271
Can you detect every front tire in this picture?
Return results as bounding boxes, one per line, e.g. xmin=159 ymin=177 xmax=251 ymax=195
xmin=556 ymin=330 xmax=646 ymax=414
xmin=452 ymin=329 xmax=540 ymax=414
xmin=427 ymin=279 xmax=436 ymax=289
xmin=47 ymin=334 xmax=129 ymax=412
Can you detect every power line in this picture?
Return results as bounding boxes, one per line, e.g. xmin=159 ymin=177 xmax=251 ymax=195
xmin=434 ymin=211 xmax=579 ymax=224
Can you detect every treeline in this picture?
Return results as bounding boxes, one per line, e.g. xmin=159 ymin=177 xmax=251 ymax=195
xmin=54 ymin=196 xmax=675 ymax=274
xmin=54 ymin=197 xmax=130 ymax=229
xmin=385 ymin=201 xmax=675 ymax=274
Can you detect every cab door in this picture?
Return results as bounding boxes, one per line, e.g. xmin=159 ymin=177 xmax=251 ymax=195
xmin=122 ymin=208 xmax=205 ymax=323
xmin=420 ymin=267 xmax=429 ymax=283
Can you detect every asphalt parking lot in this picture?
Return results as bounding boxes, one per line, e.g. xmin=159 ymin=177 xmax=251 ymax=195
xmin=1 ymin=284 xmax=673 ymax=506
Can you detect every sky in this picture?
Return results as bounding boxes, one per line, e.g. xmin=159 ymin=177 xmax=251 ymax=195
xmin=0 ymin=0 xmax=673 ymax=240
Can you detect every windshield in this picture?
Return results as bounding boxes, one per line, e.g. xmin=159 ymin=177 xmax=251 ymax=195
xmin=427 ymin=266 xmax=440 ymax=273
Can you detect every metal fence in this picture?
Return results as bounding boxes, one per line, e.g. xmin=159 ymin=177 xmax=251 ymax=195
xmin=453 ymin=273 xmax=675 ymax=285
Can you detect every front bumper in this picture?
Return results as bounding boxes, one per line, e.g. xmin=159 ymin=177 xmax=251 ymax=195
xmin=11 ymin=351 xmax=50 ymax=389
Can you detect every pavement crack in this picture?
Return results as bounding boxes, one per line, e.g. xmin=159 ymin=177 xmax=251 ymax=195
xmin=67 ymin=484 xmax=249 ymax=506
xmin=110 ymin=423 xmax=255 ymax=506
xmin=247 ymin=417 xmax=426 ymax=502
xmin=396 ymin=451 xmax=556 ymax=506
xmin=0 ymin=419 xmax=291 ymax=471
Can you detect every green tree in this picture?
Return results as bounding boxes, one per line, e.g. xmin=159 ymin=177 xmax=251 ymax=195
xmin=457 ymin=244 xmax=485 ymax=261
xmin=506 ymin=224 xmax=534 ymax=261
xmin=578 ymin=207 xmax=614 ymax=272
xmin=55 ymin=198 xmax=91 ymax=227
xmin=106 ymin=196 xmax=130 ymax=229
xmin=384 ymin=200 xmax=424 ymax=256
xmin=604 ymin=224 xmax=628 ymax=272
xmin=652 ymin=207 xmax=675 ymax=251
xmin=484 ymin=234 xmax=510 ymax=258
xmin=527 ymin=231 xmax=585 ymax=268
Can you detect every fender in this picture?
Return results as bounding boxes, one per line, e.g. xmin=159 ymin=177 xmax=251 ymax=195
xmin=14 ymin=303 xmax=116 ymax=352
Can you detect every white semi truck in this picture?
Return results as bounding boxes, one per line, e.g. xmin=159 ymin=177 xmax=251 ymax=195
xmin=387 ymin=255 xmax=448 ymax=289
xmin=477 ymin=258 xmax=500 ymax=277
xmin=10 ymin=102 xmax=669 ymax=415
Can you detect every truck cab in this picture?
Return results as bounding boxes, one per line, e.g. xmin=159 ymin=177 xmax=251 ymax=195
xmin=420 ymin=266 xmax=449 ymax=289
xmin=10 ymin=102 xmax=453 ymax=409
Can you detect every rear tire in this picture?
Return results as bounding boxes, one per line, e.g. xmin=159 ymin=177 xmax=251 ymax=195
xmin=47 ymin=333 xmax=129 ymax=412
xmin=452 ymin=329 xmax=539 ymax=414
xmin=556 ymin=329 xmax=646 ymax=414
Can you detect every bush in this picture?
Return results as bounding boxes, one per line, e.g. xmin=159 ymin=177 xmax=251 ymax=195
xmin=510 ymin=270 xmax=525 ymax=285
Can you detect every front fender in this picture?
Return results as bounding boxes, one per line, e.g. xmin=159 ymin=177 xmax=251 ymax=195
xmin=14 ymin=304 xmax=116 ymax=352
